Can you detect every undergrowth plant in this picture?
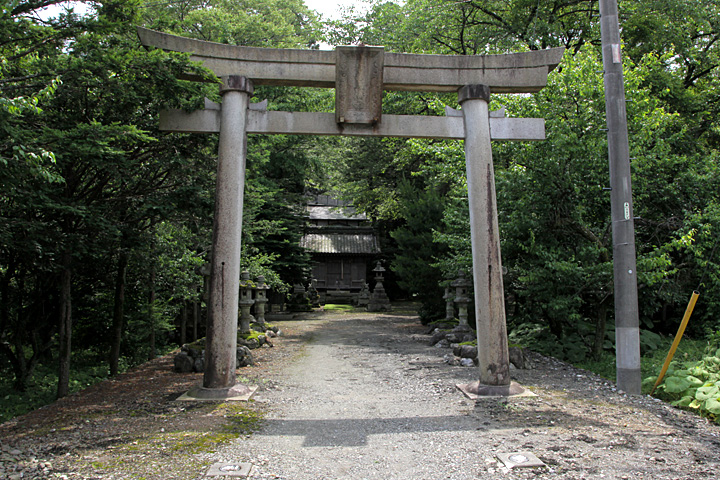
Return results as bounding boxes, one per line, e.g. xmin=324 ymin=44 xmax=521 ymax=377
xmin=644 ymin=333 xmax=720 ymax=424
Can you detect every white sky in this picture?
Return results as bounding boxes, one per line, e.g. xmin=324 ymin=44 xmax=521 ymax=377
xmin=40 ymin=1 xmax=370 ymax=21
xmin=304 ymin=0 xmax=370 ymax=19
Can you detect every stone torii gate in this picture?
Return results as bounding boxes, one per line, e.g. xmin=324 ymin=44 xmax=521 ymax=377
xmin=138 ymin=27 xmax=563 ymax=399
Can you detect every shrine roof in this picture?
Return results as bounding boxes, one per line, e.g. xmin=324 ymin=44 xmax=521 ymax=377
xmin=300 ymin=232 xmax=379 ymax=255
xmin=307 ymin=205 xmax=366 ymax=221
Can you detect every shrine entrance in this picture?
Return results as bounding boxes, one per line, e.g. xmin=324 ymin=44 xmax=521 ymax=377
xmin=138 ymin=27 xmax=564 ymax=399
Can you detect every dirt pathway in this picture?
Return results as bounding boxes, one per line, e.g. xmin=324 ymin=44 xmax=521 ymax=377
xmin=2 ymin=308 xmax=720 ymax=479
xmin=211 ymin=311 xmax=720 ymax=480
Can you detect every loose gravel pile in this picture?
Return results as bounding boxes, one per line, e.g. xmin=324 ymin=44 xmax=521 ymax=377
xmin=2 ymin=308 xmax=720 ymax=479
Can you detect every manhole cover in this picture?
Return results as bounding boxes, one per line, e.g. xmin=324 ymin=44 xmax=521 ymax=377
xmin=497 ymin=452 xmax=546 ymax=469
xmin=206 ymin=462 xmax=252 ymax=477
xmin=509 ymin=454 xmax=530 ymax=463
xmin=220 ymin=465 xmax=243 ymax=472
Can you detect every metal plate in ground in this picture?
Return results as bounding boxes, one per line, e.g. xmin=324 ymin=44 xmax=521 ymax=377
xmin=206 ymin=462 xmax=253 ymax=477
xmin=497 ymin=452 xmax=546 ymax=469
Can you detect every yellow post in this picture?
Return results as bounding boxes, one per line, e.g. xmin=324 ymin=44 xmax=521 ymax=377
xmin=650 ymin=291 xmax=700 ymax=395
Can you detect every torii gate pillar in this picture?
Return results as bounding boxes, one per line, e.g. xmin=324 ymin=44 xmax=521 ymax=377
xmin=457 ymin=85 xmax=524 ymax=397
xmin=189 ymin=76 xmax=255 ymax=399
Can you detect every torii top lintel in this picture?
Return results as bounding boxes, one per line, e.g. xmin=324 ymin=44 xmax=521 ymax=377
xmin=137 ymin=27 xmax=563 ymax=94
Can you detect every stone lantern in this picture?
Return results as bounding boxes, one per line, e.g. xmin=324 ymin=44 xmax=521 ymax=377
xmin=452 ymin=270 xmax=472 ymax=331
xmin=367 ymin=261 xmax=391 ymax=312
xmin=254 ymin=275 xmax=269 ymax=326
xmin=307 ymin=278 xmax=320 ymax=308
xmin=443 ymin=284 xmax=455 ymax=322
xmin=356 ymin=282 xmax=370 ymax=307
xmin=288 ymin=283 xmax=312 ymax=312
xmin=238 ymin=271 xmax=254 ymax=334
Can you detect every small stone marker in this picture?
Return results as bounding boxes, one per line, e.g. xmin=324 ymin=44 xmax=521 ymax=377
xmin=496 ymin=452 xmax=546 ymax=469
xmin=367 ymin=261 xmax=391 ymax=312
xmin=206 ymin=462 xmax=252 ymax=477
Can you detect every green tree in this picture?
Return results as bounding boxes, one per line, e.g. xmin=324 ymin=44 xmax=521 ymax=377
xmin=390 ymin=180 xmax=448 ymax=323
xmin=325 ymin=0 xmax=720 ymax=362
xmin=1 ymin=0 xmax=216 ymax=394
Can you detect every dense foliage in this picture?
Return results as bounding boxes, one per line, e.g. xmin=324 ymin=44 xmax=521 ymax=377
xmin=0 ymin=0 xmax=321 ymax=410
xmin=2 ymin=0 xmax=720 ymax=422
xmin=322 ymin=0 xmax=720 ymax=411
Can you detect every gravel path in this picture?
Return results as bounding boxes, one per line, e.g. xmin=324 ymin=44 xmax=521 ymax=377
xmin=210 ymin=311 xmax=720 ymax=480
xmin=2 ymin=308 xmax=720 ymax=479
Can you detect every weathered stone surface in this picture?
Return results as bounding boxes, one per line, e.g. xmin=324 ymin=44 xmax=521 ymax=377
xmin=443 ymin=354 xmax=460 ymax=366
xmin=367 ymin=263 xmax=392 ymax=312
xmin=356 ymin=283 xmax=371 ymax=307
xmin=509 ymin=346 xmax=531 ymax=369
xmin=160 ymin=109 xmax=546 ymax=141
xmin=453 ymin=344 xmax=478 ymax=360
xmin=183 ymin=343 xmax=203 ymax=359
xmin=193 ymin=357 xmax=204 ymax=373
xmin=429 ymin=329 xmax=447 ymax=345
xmin=236 ymin=346 xmax=254 ymax=367
xmin=137 ymin=27 xmax=563 ymax=93
xmin=460 ymin=358 xmax=476 ymax=367
xmin=173 ymin=352 xmax=194 ymax=373
xmin=335 ymin=46 xmax=384 ymax=124
xmin=461 ymin=89 xmax=511 ymax=387
xmin=288 ymin=284 xmax=312 ymax=312
xmin=203 ymin=82 xmax=251 ymax=390
xmin=237 ymin=337 xmax=260 ymax=350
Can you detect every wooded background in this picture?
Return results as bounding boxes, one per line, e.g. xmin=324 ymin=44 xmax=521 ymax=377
xmin=2 ymin=0 xmax=719 ymax=419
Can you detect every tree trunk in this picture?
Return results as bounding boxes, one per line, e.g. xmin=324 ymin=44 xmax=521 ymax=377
xmin=0 ymin=258 xmax=14 ymax=340
xmin=192 ymin=299 xmax=199 ymax=342
xmin=109 ymin=249 xmax=128 ymax=376
xmin=57 ymin=252 xmax=72 ymax=398
xmin=8 ymin=268 xmax=29 ymax=391
xmin=148 ymin=266 xmax=156 ymax=361
xmin=0 ymin=268 xmax=47 ymax=392
xmin=180 ymin=302 xmax=187 ymax=346
xmin=592 ymin=300 xmax=609 ymax=360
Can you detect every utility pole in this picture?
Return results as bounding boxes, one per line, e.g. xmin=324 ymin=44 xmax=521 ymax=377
xmin=599 ymin=0 xmax=641 ymax=394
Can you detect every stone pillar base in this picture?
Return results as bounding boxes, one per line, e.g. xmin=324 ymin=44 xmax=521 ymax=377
xmin=456 ymin=381 xmax=533 ymax=399
xmin=177 ymin=383 xmax=257 ymax=402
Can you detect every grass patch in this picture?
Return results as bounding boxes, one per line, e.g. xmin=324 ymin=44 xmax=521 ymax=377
xmin=168 ymin=431 xmax=240 ymax=454
xmin=215 ymin=402 xmax=266 ymax=435
xmin=323 ymin=304 xmax=355 ymax=312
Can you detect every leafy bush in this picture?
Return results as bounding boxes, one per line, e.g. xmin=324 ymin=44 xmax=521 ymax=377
xmin=644 ymin=337 xmax=720 ymax=424
xmin=0 ymin=357 xmax=111 ymax=423
xmin=509 ymin=322 xmax=592 ymax=363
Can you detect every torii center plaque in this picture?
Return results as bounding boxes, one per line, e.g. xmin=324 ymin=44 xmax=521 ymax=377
xmin=137 ymin=27 xmax=563 ymax=399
